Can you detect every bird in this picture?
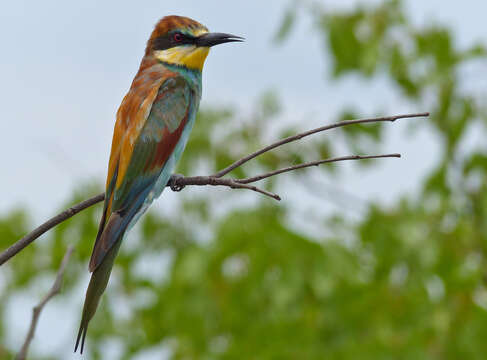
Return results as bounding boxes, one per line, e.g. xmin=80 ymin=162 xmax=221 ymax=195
xmin=74 ymin=15 xmax=243 ymax=354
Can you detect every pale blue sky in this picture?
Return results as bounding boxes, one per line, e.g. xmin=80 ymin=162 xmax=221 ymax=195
xmin=1 ymin=0 xmax=486 ymax=220
xmin=2 ymin=1 xmax=487 ymax=358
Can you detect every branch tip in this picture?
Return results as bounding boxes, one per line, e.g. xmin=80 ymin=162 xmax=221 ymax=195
xmin=214 ymin=112 xmax=428 ymax=178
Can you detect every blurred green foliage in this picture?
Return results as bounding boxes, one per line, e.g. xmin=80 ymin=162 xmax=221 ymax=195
xmin=2 ymin=0 xmax=487 ymax=358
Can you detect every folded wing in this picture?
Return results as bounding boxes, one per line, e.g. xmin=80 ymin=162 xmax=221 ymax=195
xmin=89 ymin=74 xmax=192 ymax=272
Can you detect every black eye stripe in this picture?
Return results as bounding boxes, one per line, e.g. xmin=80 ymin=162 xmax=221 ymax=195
xmin=152 ymin=32 xmax=196 ymax=51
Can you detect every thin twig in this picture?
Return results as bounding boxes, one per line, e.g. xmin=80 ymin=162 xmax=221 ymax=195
xmin=174 ymin=176 xmax=282 ymax=200
xmin=237 ymin=154 xmax=401 ymax=184
xmin=16 ymin=246 xmax=74 ymax=360
xmin=212 ymin=112 xmax=428 ymax=178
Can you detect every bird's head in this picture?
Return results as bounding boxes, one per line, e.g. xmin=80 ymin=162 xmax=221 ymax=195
xmin=146 ymin=16 xmax=243 ymax=71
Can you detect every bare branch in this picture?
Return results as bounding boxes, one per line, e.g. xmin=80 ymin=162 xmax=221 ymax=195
xmin=0 ymin=113 xmax=428 ymax=265
xmin=212 ymin=112 xmax=428 ymax=178
xmin=0 ymin=176 xmax=281 ymax=266
xmin=237 ymin=154 xmax=401 ymax=184
xmin=0 ymin=195 xmax=103 ymax=266
xmin=173 ymin=176 xmax=282 ymax=200
xmin=0 ymin=179 xmax=278 ymax=266
xmin=16 ymin=246 xmax=74 ymax=360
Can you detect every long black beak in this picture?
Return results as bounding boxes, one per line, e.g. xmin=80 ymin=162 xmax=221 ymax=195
xmin=196 ymin=32 xmax=244 ymax=47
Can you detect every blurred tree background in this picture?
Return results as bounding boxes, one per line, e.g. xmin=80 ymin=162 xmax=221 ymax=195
xmin=2 ymin=0 xmax=487 ymax=359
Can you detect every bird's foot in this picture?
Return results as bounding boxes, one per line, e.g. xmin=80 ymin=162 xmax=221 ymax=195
xmin=168 ymin=174 xmax=186 ymax=192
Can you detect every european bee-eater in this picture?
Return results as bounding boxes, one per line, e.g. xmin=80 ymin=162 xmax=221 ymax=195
xmin=75 ymin=16 xmax=242 ymax=354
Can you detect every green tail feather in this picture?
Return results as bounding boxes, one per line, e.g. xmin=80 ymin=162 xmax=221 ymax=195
xmin=75 ymin=239 xmax=123 ymax=354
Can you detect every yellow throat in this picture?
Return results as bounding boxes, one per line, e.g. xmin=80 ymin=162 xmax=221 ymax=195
xmin=155 ymin=46 xmax=210 ymax=71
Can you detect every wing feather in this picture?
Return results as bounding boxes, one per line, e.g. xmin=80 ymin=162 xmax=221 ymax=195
xmin=89 ymin=71 xmax=193 ymax=272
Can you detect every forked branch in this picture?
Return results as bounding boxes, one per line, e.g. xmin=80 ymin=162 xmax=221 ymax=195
xmin=213 ymin=113 xmax=427 ymax=178
xmin=0 ymin=112 xmax=428 ymax=266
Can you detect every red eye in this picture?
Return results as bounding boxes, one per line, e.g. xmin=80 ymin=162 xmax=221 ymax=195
xmin=173 ymin=33 xmax=182 ymax=42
